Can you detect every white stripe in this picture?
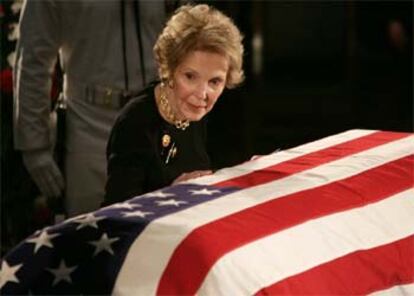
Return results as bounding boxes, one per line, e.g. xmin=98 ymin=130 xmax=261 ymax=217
xmin=369 ymin=283 xmax=414 ymax=296
xmin=194 ymin=129 xmax=377 ymax=185
xmin=113 ymin=134 xmax=413 ymax=295
xmin=199 ymin=189 xmax=414 ymax=295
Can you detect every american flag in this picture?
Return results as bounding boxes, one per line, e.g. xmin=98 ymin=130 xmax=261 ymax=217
xmin=1 ymin=129 xmax=413 ymax=295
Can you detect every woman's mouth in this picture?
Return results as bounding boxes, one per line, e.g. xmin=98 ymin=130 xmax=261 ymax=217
xmin=188 ymin=102 xmax=207 ymax=109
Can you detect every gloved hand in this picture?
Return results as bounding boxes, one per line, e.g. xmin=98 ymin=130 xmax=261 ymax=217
xmin=22 ymin=149 xmax=65 ymax=198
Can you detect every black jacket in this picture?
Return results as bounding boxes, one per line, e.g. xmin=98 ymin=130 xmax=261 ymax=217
xmin=104 ymin=84 xmax=211 ymax=205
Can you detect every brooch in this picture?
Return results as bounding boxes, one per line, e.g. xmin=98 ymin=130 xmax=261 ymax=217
xmin=161 ymin=133 xmax=178 ymax=164
xmin=162 ymin=134 xmax=171 ymax=148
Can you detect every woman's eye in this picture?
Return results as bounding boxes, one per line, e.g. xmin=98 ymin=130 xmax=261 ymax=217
xmin=185 ymin=73 xmax=194 ymax=80
xmin=210 ymin=78 xmax=222 ymax=86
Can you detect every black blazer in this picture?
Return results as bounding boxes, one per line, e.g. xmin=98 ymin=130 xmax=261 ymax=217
xmin=104 ymin=84 xmax=211 ymax=205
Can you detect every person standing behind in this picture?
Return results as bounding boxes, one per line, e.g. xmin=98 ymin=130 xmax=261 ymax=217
xmin=13 ymin=0 xmax=174 ymax=217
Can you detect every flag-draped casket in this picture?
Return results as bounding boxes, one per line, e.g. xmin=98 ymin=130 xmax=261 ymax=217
xmin=1 ymin=129 xmax=413 ymax=295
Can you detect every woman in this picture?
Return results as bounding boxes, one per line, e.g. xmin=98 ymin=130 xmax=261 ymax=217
xmin=104 ymin=4 xmax=244 ymax=205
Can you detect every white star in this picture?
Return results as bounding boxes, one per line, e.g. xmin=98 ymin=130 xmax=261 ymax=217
xmin=144 ymin=191 xmax=175 ymax=199
xmin=156 ymin=199 xmax=188 ymax=207
xmin=0 ymin=261 xmax=22 ymax=289
xmin=88 ymin=233 xmax=119 ymax=256
xmin=110 ymin=202 xmax=141 ymax=210
xmin=73 ymin=213 xmax=105 ymax=230
xmin=122 ymin=210 xmax=153 ymax=218
xmin=46 ymin=260 xmax=77 ymax=286
xmin=189 ymin=188 xmax=221 ymax=195
xmin=26 ymin=230 xmax=60 ymax=253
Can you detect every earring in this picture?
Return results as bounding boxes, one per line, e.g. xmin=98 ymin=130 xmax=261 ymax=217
xmin=168 ymin=79 xmax=174 ymax=89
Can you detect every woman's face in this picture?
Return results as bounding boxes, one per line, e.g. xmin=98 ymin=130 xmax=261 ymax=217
xmin=169 ymin=50 xmax=229 ymax=122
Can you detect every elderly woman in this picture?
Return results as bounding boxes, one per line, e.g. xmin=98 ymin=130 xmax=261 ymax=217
xmin=104 ymin=4 xmax=244 ymax=205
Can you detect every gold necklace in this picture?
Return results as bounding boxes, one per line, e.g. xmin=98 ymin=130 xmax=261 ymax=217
xmin=158 ymin=85 xmax=190 ymax=131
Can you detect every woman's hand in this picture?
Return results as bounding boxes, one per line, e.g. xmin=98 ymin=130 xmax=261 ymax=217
xmin=250 ymin=155 xmax=264 ymax=161
xmin=172 ymin=170 xmax=213 ymax=185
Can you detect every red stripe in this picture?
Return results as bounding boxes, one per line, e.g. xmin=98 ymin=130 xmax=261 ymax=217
xmin=216 ymin=131 xmax=410 ymax=189
xmin=255 ymin=235 xmax=414 ymax=295
xmin=157 ymin=155 xmax=414 ymax=295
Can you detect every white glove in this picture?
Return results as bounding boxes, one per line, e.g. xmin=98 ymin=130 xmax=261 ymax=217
xmin=22 ymin=149 xmax=65 ymax=198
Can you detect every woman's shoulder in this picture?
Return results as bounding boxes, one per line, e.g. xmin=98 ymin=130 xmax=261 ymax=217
xmin=108 ymin=83 xmax=159 ymax=152
xmin=116 ymin=83 xmax=158 ymax=126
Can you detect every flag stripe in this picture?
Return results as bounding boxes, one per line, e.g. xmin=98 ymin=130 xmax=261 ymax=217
xmin=157 ymin=155 xmax=414 ymax=294
xmin=214 ymin=131 xmax=410 ymax=189
xmin=198 ymin=189 xmax=414 ymax=295
xmin=369 ymin=283 xmax=414 ymax=296
xmin=255 ymin=235 xmax=414 ymax=295
xmin=195 ymin=130 xmax=402 ymax=186
xmin=113 ymin=133 xmax=414 ymax=295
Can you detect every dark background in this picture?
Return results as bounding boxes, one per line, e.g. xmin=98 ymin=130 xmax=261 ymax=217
xmin=203 ymin=0 xmax=413 ymax=169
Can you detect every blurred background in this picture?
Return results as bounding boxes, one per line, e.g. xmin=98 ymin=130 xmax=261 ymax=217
xmin=1 ymin=0 xmax=412 ymax=254
xmin=204 ymin=0 xmax=412 ymax=168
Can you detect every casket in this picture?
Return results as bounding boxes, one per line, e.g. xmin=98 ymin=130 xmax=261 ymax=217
xmin=2 ymin=129 xmax=413 ymax=295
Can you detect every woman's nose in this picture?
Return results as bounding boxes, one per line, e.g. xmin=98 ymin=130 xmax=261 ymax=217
xmin=195 ymin=83 xmax=208 ymax=100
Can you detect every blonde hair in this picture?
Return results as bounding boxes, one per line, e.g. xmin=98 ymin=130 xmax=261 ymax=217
xmin=154 ymin=4 xmax=244 ymax=89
